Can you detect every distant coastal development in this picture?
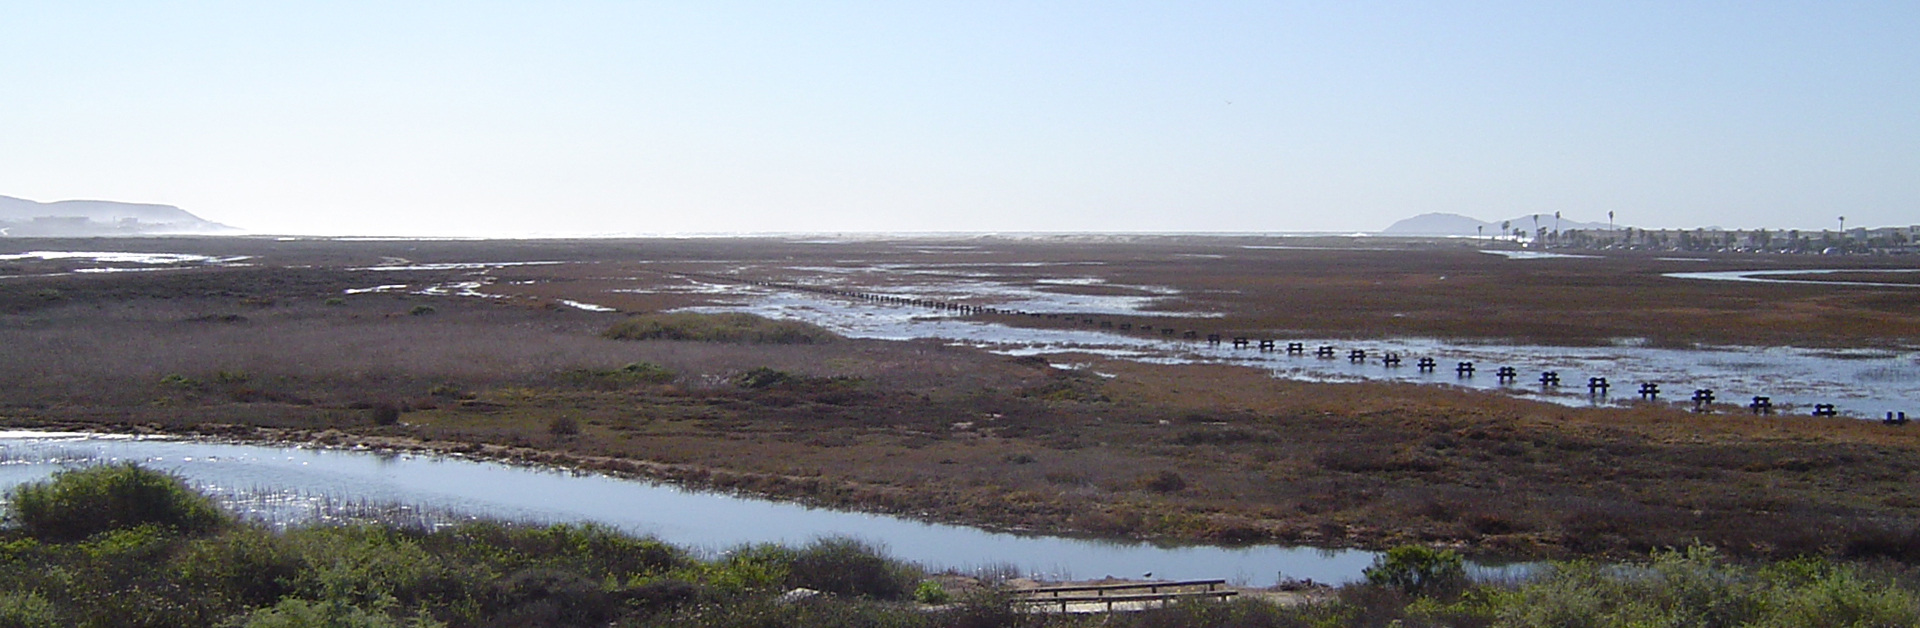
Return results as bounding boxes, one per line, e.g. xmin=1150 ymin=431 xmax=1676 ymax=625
xmin=1538 ymin=224 xmax=1920 ymax=255
xmin=0 ymin=195 xmax=234 ymax=237
xmin=1386 ymin=212 xmax=1920 ymax=254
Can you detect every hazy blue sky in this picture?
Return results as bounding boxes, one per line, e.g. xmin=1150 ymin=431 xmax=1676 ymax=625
xmin=4 ymin=2 xmax=1915 ymax=236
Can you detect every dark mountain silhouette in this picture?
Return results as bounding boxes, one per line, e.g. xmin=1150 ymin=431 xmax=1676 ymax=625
xmin=0 ymin=195 xmax=236 ymax=236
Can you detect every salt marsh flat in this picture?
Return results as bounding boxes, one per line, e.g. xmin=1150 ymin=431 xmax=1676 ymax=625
xmin=4 ymin=234 xmax=1919 ymax=561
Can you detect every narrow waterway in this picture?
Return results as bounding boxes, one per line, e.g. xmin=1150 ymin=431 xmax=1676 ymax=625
xmin=1664 ymin=268 xmax=1920 ymax=288
xmin=0 ymin=432 xmax=1382 ymax=586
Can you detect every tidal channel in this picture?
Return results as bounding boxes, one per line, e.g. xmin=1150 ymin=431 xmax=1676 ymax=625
xmin=0 ymin=432 xmax=1382 ymax=586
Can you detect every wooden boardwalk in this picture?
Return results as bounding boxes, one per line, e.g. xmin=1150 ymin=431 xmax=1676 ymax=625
xmin=1013 ymin=579 xmax=1237 ymax=613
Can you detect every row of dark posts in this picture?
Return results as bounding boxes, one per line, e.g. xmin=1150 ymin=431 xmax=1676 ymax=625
xmin=1220 ymin=340 xmax=1904 ymax=424
xmin=684 ymin=272 xmax=1906 ymax=423
xmin=1280 ymin=347 xmax=1896 ymax=422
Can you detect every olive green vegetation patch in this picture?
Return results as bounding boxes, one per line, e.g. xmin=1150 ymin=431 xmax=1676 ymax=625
xmin=604 ymin=312 xmax=838 ymax=344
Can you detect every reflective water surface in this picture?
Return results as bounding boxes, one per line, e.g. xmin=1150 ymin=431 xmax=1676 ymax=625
xmin=1665 ymin=268 xmax=1920 ymax=288
xmin=681 ymin=282 xmax=1920 ymax=418
xmin=0 ymin=433 xmax=1379 ymax=585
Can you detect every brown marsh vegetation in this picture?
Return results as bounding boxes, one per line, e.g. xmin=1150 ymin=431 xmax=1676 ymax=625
xmin=4 ymin=235 xmax=1920 ymax=565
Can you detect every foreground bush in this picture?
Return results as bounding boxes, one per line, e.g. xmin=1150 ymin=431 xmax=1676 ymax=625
xmin=1364 ymin=544 xmax=1466 ymax=598
xmin=786 ymin=537 xmax=923 ymax=600
xmin=687 ymin=537 xmax=922 ymax=601
xmin=7 ymin=467 xmax=1920 ymax=627
xmin=603 ymin=311 xmax=838 ymax=344
xmin=1492 ymin=547 xmax=1920 ymax=628
xmin=231 ymin=598 xmax=438 ymax=628
xmin=4 ymin=462 xmax=230 ymax=542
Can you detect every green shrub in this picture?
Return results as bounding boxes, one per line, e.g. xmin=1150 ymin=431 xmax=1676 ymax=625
xmin=547 ymin=416 xmax=580 ymax=437
xmin=684 ymin=539 xmax=917 ymax=599
xmin=941 ymin=585 xmax=1032 ymax=628
xmin=702 ymin=543 xmax=796 ymax=593
xmin=616 ymin=361 xmax=676 ymax=383
xmin=1493 ymin=547 xmax=1920 ymax=628
xmin=429 ymin=522 xmax=690 ymax=583
xmin=408 ymin=305 xmax=436 ymax=316
xmin=0 ymin=592 xmax=58 ymax=628
xmin=1363 ymin=545 xmax=1466 ymax=598
xmin=603 ymin=312 xmax=837 ymax=344
xmin=648 ymin=595 xmax=936 ymax=628
xmin=559 ymin=362 xmax=676 ymax=388
xmin=487 ymin=568 xmax=613 ymax=628
xmin=616 ymin=578 xmax=704 ymax=614
xmin=4 ymin=463 xmax=231 ymax=542
xmin=1116 ymin=596 xmax=1320 ymax=628
xmin=1753 ymin=562 xmax=1920 ymax=628
xmin=786 ymin=537 xmax=921 ymax=600
xmin=77 ymin=523 xmax=178 ymax=560
xmin=175 ymin=527 xmax=305 ymax=610
xmin=229 ymin=598 xmax=437 ymax=628
xmin=914 ymin=580 xmax=952 ymax=604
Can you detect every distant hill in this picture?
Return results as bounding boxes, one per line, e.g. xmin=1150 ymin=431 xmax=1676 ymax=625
xmin=1381 ymin=213 xmax=1492 ymax=235
xmin=0 ymin=195 xmax=236 ymax=236
xmin=1382 ymin=212 xmax=1619 ymax=236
